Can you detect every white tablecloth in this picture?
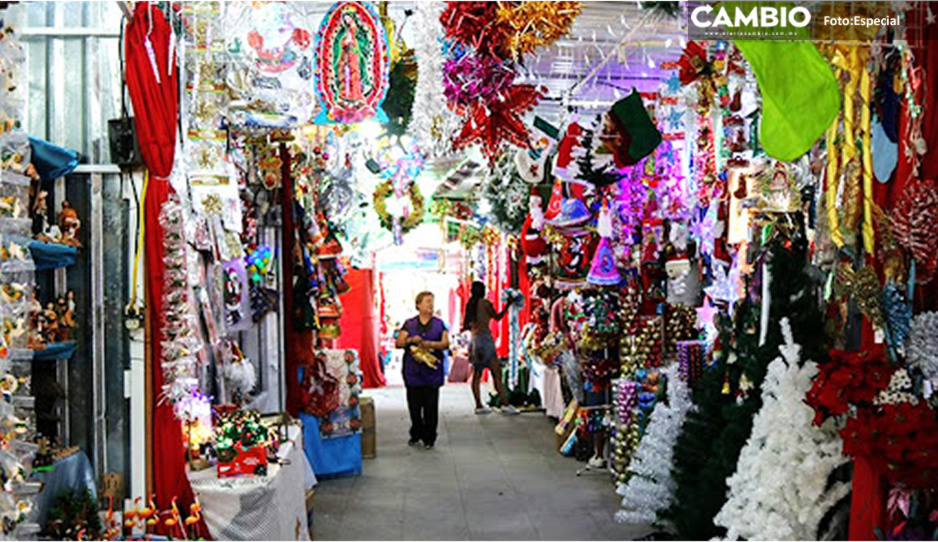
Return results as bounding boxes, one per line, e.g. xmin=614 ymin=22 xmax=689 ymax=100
xmin=189 ymin=424 xmax=317 ymax=541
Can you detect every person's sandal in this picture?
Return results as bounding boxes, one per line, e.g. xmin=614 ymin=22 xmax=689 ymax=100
xmin=501 ymin=405 xmax=521 ymax=415
xmin=474 ymin=407 xmax=492 ymax=415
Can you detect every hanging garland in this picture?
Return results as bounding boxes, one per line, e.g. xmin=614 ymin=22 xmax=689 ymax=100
xmin=373 ymin=180 xmax=425 ymax=236
xmin=408 ymin=1 xmax=458 ymax=158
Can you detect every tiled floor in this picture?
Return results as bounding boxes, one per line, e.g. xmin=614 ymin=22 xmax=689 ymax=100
xmin=313 ymin=385 xmax=651 ymax=541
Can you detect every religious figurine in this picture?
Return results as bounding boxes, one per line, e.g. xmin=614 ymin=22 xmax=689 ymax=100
xmin=27 ymin=290 xmax=44 ymax=350
xmin=32 ymin=189 xmax=52 ymax=241
xmin=58 ymin=200 xmax=81 ymax=247
xmin=55 ymin=293 xmax=76 ymax=342
xmin=41 ymin=303 xmax=58 ymax=344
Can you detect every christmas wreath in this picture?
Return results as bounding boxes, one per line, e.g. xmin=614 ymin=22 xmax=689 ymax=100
xmin=373 ymin=180 xmax=425 ymax=234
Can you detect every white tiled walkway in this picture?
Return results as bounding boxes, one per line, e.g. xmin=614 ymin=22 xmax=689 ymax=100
xmin=313 ymin=385 xmax=651 ymax=541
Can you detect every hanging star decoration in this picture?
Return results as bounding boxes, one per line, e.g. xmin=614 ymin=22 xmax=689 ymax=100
xmin=692 ymin=202 xmax=724 ymax=257
xmin=666 ymin=107 xmax=685 ymax=132
xmin=705 ymin=260 xmax=742 ymax=313
xmin=453 ymin=84 xmax=544 ymax=163
xmin=696 ymin=296 xmax=719 ymax=341
xmin=665 ymin=72 xmax=682 ymax=94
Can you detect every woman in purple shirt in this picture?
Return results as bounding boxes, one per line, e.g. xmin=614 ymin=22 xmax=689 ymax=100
xmin=396 ymin=291 xmax=449 ymax=449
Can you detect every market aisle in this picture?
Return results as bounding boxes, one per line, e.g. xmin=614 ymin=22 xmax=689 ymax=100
xmin=313 ymin=385 xmax=651 ymax=541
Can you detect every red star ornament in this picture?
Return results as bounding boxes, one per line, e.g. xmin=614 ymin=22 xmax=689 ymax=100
xmin=453 ymin=84 xmax=544 ymax=163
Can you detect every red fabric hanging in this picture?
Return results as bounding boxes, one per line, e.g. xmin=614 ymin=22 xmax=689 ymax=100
xmin=126 ymin=4 xmax=206 ymax=535
xmin=336 ymin=268 xmax=386 ymax=388
xmin=125 ymin=2 xmax=178 ymax=180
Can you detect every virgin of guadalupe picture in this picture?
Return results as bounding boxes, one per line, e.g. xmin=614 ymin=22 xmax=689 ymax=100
xmin=314 ymin=1 xmax=390 ymax=124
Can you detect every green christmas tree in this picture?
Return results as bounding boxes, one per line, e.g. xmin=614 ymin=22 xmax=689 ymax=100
xmin=664 ymin=230 xmax=827 ymax=539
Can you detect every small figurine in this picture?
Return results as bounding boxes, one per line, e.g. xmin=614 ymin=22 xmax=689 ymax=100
xmin=58 ymin=200 xmax=82 ymax=247
xmin=32 ymin=189 xmax=52 ymax=241
xmin=55 ymin=293 xmax=76 ymax=342
xmin=41 ymin=302 xmax=58 ymax=344
xmin=0 ymin=195 xmax=23 ymax=219
xmin=27 ymin=290 xmax=44 ymax=350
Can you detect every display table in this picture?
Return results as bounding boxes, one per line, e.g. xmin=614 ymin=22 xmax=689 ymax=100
xmin=29 ymin=451 xmax=97 ymax=527
xmin=189 ymin=423 xmax=316 ymax=541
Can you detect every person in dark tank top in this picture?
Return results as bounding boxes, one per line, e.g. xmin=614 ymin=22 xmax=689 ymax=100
xmin=396 ymin=291 xmax=449 ymax=449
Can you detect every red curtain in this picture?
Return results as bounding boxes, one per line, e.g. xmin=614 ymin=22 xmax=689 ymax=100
xmin=126 ymin=2 xmax=206 ymax=535
xmin=125 ymin=2 xmax=177 ymax=180
xmin=337 ymin=268 xmax=386 ymax=388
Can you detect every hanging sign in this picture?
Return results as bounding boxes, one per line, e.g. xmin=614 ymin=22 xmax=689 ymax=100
xmin=314 ymin=1 xmax=390 ymax=124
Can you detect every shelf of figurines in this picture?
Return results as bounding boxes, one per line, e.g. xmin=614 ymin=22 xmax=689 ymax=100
xmin=1 ymin=290 xmax=79 ymax=363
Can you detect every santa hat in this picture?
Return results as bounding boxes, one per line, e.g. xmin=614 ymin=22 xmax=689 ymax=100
xmin=587 ymin=237 xmax=621 ymax=286
xmin=603 ymin=90 xmax=662 ymax=168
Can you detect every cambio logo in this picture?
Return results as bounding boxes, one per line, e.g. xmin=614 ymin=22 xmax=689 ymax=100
xmin=691 ymin=5 xmax=812 ymax=28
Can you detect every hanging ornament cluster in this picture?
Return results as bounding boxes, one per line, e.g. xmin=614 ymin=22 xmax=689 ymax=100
xmin=665 ymin=305 xmax=698 ymax=356
xmin=159 ymin=199 xmax=204 ymax=415
xmin=439 ymin=1 xmax=576 ymax=162
xmin=313 ymin=1 xmax=390 ymax=124
xmin=620 ymin=316 xmax=662 ymax=379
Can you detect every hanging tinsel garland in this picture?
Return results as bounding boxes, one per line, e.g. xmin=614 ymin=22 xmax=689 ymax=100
xmin=407 ymin=1 xmax=459 ymax=158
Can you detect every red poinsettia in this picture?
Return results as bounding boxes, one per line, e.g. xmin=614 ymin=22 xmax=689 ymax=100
xmin=453 ymin=84 xmax=544 ymax=163
xmin=806 ymin=346 xmax=892 ymax=425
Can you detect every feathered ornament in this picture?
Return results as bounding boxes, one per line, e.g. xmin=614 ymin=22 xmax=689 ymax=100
xmin=836 ymin=265 xmax=886 ymax=330
xmin=890 ymin=179 xmax=938 ymax=284
xmin=453 ymin=84 xmax=544 ymax=163
xmin=907 ymin=312 xmax=938 ymax=380
xmin=496 ymin=1 xmax=581 ymax=59
xmin=408 ymin=2 xmax=459 ymax=158
xmin=883 ymin=283 xmax=912 ymax=352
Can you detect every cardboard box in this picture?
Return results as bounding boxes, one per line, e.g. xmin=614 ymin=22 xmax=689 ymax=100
xmin=360 ymin=396 xmax=376 ymax=459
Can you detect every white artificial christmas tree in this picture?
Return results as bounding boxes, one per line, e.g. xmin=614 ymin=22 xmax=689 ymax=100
xmin=714 ymin=318 xmax=850 ymax=541
xmin=615 ymin=364 xmax=694 ymax=526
